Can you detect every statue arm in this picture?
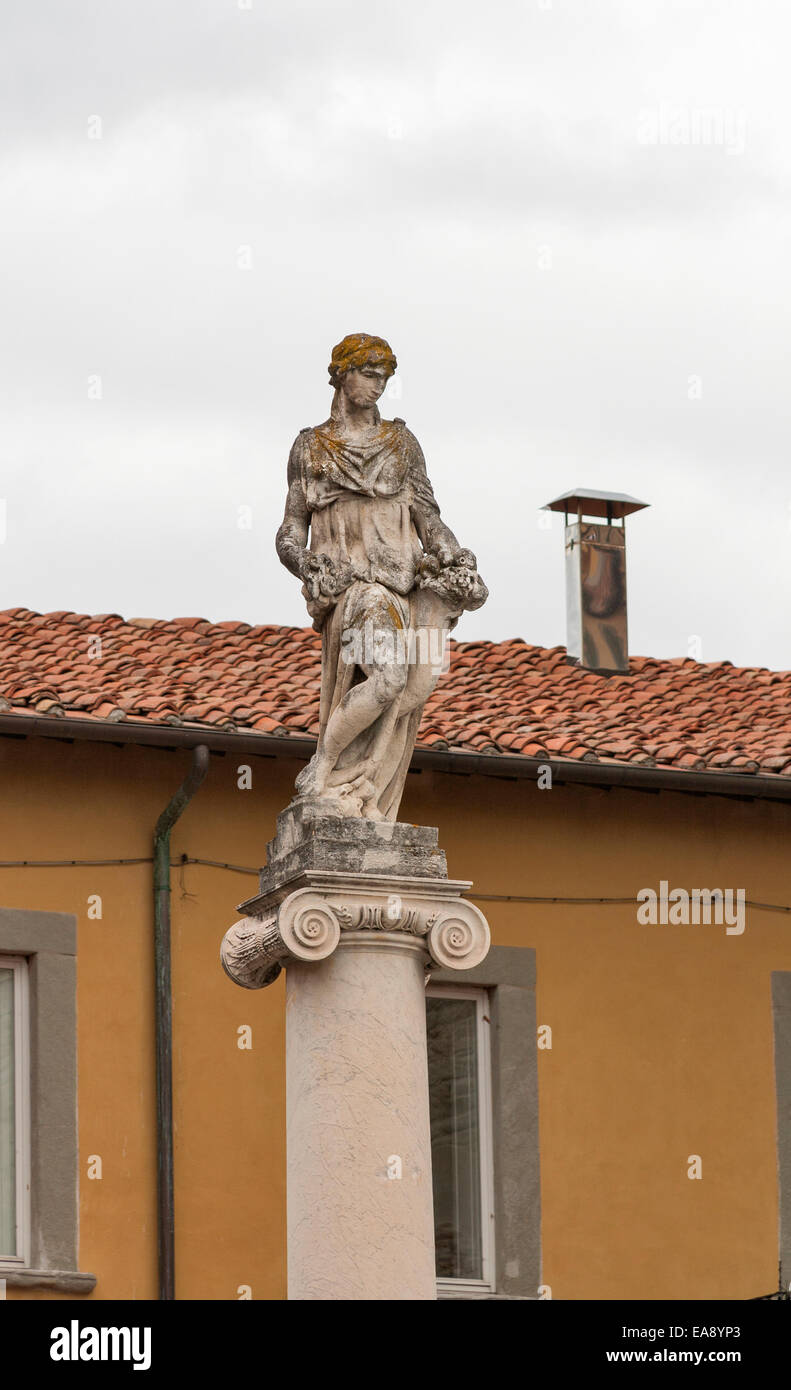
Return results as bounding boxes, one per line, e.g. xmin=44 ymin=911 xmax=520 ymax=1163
xmin=275 ymin=438 xmax=310 ymax=578
xmin=405 ymin=428 xmax=487 ymax=611
xmin=406 ymin=430 xmax=464 ymax=565
xmin=276 ymin=436 xmax=354 ymax=610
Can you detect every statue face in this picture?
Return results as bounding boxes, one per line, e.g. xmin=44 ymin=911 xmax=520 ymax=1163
xmin=340 ymin=364 xmax=391 ymax=408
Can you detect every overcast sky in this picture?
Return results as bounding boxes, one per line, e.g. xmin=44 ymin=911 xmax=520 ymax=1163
xmin=2 ymin=0 xmax=789 ymax=669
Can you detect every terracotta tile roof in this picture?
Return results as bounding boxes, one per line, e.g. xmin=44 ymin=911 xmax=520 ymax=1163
xmin=1 ymin=608 xmax=790 ymax=779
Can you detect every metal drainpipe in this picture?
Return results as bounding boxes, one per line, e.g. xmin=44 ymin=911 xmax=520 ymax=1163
xmin=153 ymin=744 xmax=210 ymax=1301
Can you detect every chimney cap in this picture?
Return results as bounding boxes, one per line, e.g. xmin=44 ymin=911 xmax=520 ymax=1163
xmin=542 ymin=488 xmax=649 ymax=520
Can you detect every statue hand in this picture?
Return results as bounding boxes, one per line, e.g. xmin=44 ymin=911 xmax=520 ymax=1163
xmin=434 ymin=542 xmax=456 ymax=568
xmin=417 ymin=553 xmax=441 ymax=580
xmin=299 ymin=552 xmax=355 ymax=600
xmin=432 ymin=544 xmax=477 ymax=571
xmin=322 ymin=558 xmax=356 ymax=595
xmin=417 ymin=546 xmax=487 ymax=612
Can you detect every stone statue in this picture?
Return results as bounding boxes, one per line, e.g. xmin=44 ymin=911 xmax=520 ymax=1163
xmin=276 ymin=332 xmax=487 ymax=822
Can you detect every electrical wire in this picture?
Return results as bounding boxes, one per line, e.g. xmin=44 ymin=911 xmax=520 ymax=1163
xmin=0 ymin=855 xmax=788 ymax=912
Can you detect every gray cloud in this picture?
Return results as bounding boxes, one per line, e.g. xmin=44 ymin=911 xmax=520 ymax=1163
xmin=1 ymin=0 xmax=789 ymax=670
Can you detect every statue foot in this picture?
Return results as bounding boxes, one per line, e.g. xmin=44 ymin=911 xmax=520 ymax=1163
xmin=295 ymin=753 xmax=329 ymax=799
xmin=358 ymin=782 xmax=384 ymax=821
xmin=294 ymin=757 xmax=384 ymax=821
xmin=340 ymin=772 xmax=383 ymax=821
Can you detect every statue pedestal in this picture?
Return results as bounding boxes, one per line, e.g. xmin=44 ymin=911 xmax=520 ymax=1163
xmin=221 ymin=804 xmax=491 ymax=1301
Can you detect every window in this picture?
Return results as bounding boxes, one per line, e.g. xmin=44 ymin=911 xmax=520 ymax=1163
xmin=427 ymin=984 xmax=495 ymax=1295
xmin=0 ymin=906 xmax=93 ymax=1294
xmin=427 ymin=946 xmax=541 ymax=1300
xmin=0 ymin=957 xmax=30 ymax=1266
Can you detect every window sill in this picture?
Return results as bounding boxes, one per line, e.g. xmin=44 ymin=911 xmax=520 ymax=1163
xmin=438 ymin=1282 xmax=537 ymax=1300
xmin=437 ymin=1280 xmax=494 ymax=1298
xmin=1 ymin=1267 xmax=97 ymax=1295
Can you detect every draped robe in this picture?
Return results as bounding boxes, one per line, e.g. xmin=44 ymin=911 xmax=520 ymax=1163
xmin=286 ymin=414 xmax=462 ymax=821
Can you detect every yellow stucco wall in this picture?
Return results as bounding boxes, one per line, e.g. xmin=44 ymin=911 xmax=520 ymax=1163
xmin=1 ymin=734 xmax=789 ymax=1300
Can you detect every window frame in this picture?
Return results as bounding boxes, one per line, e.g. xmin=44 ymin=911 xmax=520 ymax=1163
xmin=0 ymin=906 xmax=94 ymax=1294
xmin=428 ymin=945 xmax=541 ymax=1300
xmin=0 ymin=954 xmax=31 ymax=1268
xmin=426 ymin=981 xmax=496 ymax=1297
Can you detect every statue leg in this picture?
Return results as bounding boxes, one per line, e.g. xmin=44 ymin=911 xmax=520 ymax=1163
xmin=317 ymin=660 xmax=407 ymax=775
xmin=294 ymin=585 xmax=409 ymax=816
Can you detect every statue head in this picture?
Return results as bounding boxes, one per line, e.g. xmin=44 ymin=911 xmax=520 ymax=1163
xmin=328 ymin=333 xmax=397 ymax=410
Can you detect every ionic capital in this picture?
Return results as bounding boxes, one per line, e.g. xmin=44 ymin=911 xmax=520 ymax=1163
xmin=220 ymin=882 xmax=490 ymax=989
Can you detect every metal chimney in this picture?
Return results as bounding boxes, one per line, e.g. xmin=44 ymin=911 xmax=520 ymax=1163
xmin=542 ymin=488 xmax=649 ymax=674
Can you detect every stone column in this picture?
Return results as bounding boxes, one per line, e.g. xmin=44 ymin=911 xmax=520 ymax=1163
xmin=286 ymin=933 xmax=434 ymax=1300
xmin=220 ymin=805 xmax=490 ymax=1302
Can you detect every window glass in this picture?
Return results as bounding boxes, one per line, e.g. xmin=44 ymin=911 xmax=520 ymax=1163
xmin=0 ymin=968 xmax=16 ymax=1258
xmin=427 ymin=994 xmax=482 ymax=1279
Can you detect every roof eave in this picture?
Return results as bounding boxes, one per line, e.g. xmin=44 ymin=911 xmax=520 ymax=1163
xmin=1 ymin=712 xmax=789 ymax=803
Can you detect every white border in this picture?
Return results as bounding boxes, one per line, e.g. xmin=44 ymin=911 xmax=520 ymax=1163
xmin=0 ymin=956 xmax=30 ymax=1267
xmin=427 ymin=983 xmax=496 ymax=1295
